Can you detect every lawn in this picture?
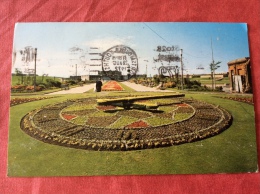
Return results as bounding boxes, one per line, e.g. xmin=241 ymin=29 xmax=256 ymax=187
xmin=11 ymin=75 xmax=62 ymax=86
xmin=189 ymin=77 xmax=230 ymax=85
xmin=7 ymin=87 xmax=258 ymax=176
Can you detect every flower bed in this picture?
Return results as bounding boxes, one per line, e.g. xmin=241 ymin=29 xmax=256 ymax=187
xmin=11 ymin=85 xmax=43 ymax=92
xmin=20 ymin=96 xmax=232 ymax=151
xmin=102 ymin=81 xmax=124 ymax=91
xmin=96 ymin=105 xmax=116 ymax=111
xmin=218 ymin=96 xmax=254 ymax=105
xmin=10 ymin=96 xmax=55 ymax=106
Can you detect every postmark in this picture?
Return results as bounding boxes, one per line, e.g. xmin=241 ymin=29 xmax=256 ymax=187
xmin=101 ymin=45 xmax=138 ymax=79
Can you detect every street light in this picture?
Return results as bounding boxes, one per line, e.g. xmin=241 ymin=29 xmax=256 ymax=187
xmin=180 ymin=49 xmax=183 ymax=90
xmin=34 ymin=48 xmax=37 ymax=92
xmin=127 ymin=64 xmax=130 ymax=80
xmin=144 ymin=60 xmax=149 ymax=78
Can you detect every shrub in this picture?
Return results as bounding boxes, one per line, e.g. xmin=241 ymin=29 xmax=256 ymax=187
xmin=38 ymin=84 xmax=46 ymax=90
xmin=68 ymin=80 xmax=76 ymax=85
xmin=46 ymin=79 xmax=62 ymax=88
xmin=215 ymin=86 xmax=223 ymax=92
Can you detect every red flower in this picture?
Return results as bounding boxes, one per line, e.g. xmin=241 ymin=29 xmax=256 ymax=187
xmin=126 ymin=120 xmax=149 ymax=128
xmin=62 ymin=114 xmax=77 ymax=120
xmin=102 ymin=81 xmax=123 ymax=91
xmin=178 ymin=103 xmax=188 ymax=107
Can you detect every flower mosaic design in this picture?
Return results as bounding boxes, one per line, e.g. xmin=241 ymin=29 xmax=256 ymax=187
xmin=20 ymin=96 xmax=232 ymax=151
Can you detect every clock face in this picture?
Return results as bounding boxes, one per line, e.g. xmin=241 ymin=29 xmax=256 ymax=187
xmin=101 ymin=45 xmax=138 ymax=78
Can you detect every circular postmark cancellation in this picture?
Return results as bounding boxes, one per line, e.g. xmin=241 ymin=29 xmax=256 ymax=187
xmin=101 ymin=45 xmax=138 ymax=78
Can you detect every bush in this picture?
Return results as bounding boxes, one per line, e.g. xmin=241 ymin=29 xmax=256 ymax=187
xmin=184 ymin=79 xmax=201 ymax=89
xmin=38 ymin=84 xmax=46 ymax=90
xmin=163 ymin=81 xmax=176 ymax=88
xmin=68 ymin=80 xmax=76 ymax=85
xmin=215 ymin=86 xmax=223 ymax=92
xmin=46 ymin=79 xmax=62 ymax=88
xmin=153 ymin=76 xmax=160 ymax=85
xmin=191 ymin=85 xmax=200 ymax=90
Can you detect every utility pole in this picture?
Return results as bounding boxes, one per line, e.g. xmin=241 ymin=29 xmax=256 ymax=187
xmin=180 ymin=49 xmax=183 ymax=90
xmin=144 ymin=60 xmax=148 ymax=78
xmin=211 ymin=37 xmax=215 ymax=90
xmin=146 ymin=64 xmax=147 ymax=78
xmin=75 ymin=64 xmax=77 ymax=76
xmin=34 ymin=48 xmax=37 ymax=92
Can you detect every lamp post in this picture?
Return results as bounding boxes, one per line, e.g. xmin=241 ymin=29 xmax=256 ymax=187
xmin=75 ymin=64 xmax=77 ymax=76
xmin=146 ymin=64 xmax=147 ymax=78
xmin=180 ymin=49 xmax=183 ymax=90
xmin=127 ymin=64 xmax=130 ymax=80
xmin=144 ymin=60 xmax=148 ymax=78
xmin=34 ymin=48 xmax=37 ymax=92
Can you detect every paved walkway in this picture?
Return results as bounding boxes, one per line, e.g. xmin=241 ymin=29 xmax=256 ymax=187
xmin=45 ymin=83 xmax=96 ymax=95
xmin=45 ymin=81 xmax=174 ymax=95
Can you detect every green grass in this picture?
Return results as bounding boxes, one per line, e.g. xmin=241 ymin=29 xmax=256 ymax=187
xmin=7 ymin=89 xmax=258 ymax=176
xmin=118 ymin=81 xmax=136 ymax=92
xmin=109 ymin=116 xmax=138 ymax=129
xmin=189 ymin=77 xmax=230 ymax=85
xmin=145 ymin=117 xmax=173 ymax=126
xmin=11 ymin=75 xmax=63 ymax=86
xmin=11 ymin=75 xmax=86 ymax=95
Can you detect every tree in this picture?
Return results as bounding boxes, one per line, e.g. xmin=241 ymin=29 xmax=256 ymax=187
xmin=209 ymin=61 xmax=221 ymax=90
xmin=15 ymin=68 xmax=24 ymax=84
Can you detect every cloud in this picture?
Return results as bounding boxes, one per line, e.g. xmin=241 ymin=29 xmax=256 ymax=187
xmin=83 ymin=36 xmax=136 ymax=51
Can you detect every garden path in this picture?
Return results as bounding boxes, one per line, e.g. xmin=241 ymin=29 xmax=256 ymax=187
xmin=45 ymin=83 xmax=96 ymax=95
xmin=45 ymin=81 xmax=174 ymax=95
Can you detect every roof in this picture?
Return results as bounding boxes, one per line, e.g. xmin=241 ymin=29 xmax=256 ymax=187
xmin=227 ymin=57 xmax=250 ymax=65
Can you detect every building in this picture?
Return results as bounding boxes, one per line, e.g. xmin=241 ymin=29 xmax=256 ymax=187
xmin=227 ymin=57 xmax=252 ymax=93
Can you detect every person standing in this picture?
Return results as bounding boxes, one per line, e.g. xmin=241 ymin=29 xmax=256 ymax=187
xmin=95 ymin=78 xmax=103 ymax=92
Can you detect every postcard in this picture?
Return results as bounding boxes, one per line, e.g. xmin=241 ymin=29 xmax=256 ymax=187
xmin=8 ymin=22 xmax=258 ymax=176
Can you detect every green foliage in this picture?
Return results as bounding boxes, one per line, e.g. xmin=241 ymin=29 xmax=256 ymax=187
xmin=174 ymin=113 xmax=191 ymax=121
xmin=109 ymin=117 xmax=138 ymax=129
xmin=145 ymin=117 xmax=173 ymax=126
xmin=72 ymin=116 xmax=87 ymax=125
xmin=37 ymin=84 xmax=46 ymax=90
xmin=46 ymin=79 xmax=62 ymax=88
xmin=153 ymin=76 xmax=160 ymax=85
xmin=209 ymin=61 xmax=221 ymax=72
xmin=185 ymin=79 xmax=201 ymax=89
xmin=67 ymin=80 xmax=77 ymax=85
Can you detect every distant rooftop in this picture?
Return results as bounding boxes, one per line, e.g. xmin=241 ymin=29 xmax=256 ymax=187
xmin=228 ymin=57 xmax=250 ymax=65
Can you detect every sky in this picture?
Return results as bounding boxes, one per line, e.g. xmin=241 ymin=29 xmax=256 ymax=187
xmin=12 ymin=22 xmax=250 ymax=77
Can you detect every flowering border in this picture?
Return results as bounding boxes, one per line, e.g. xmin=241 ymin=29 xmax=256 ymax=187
xmin=11 ymin=96 xmax=56 ymax=106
